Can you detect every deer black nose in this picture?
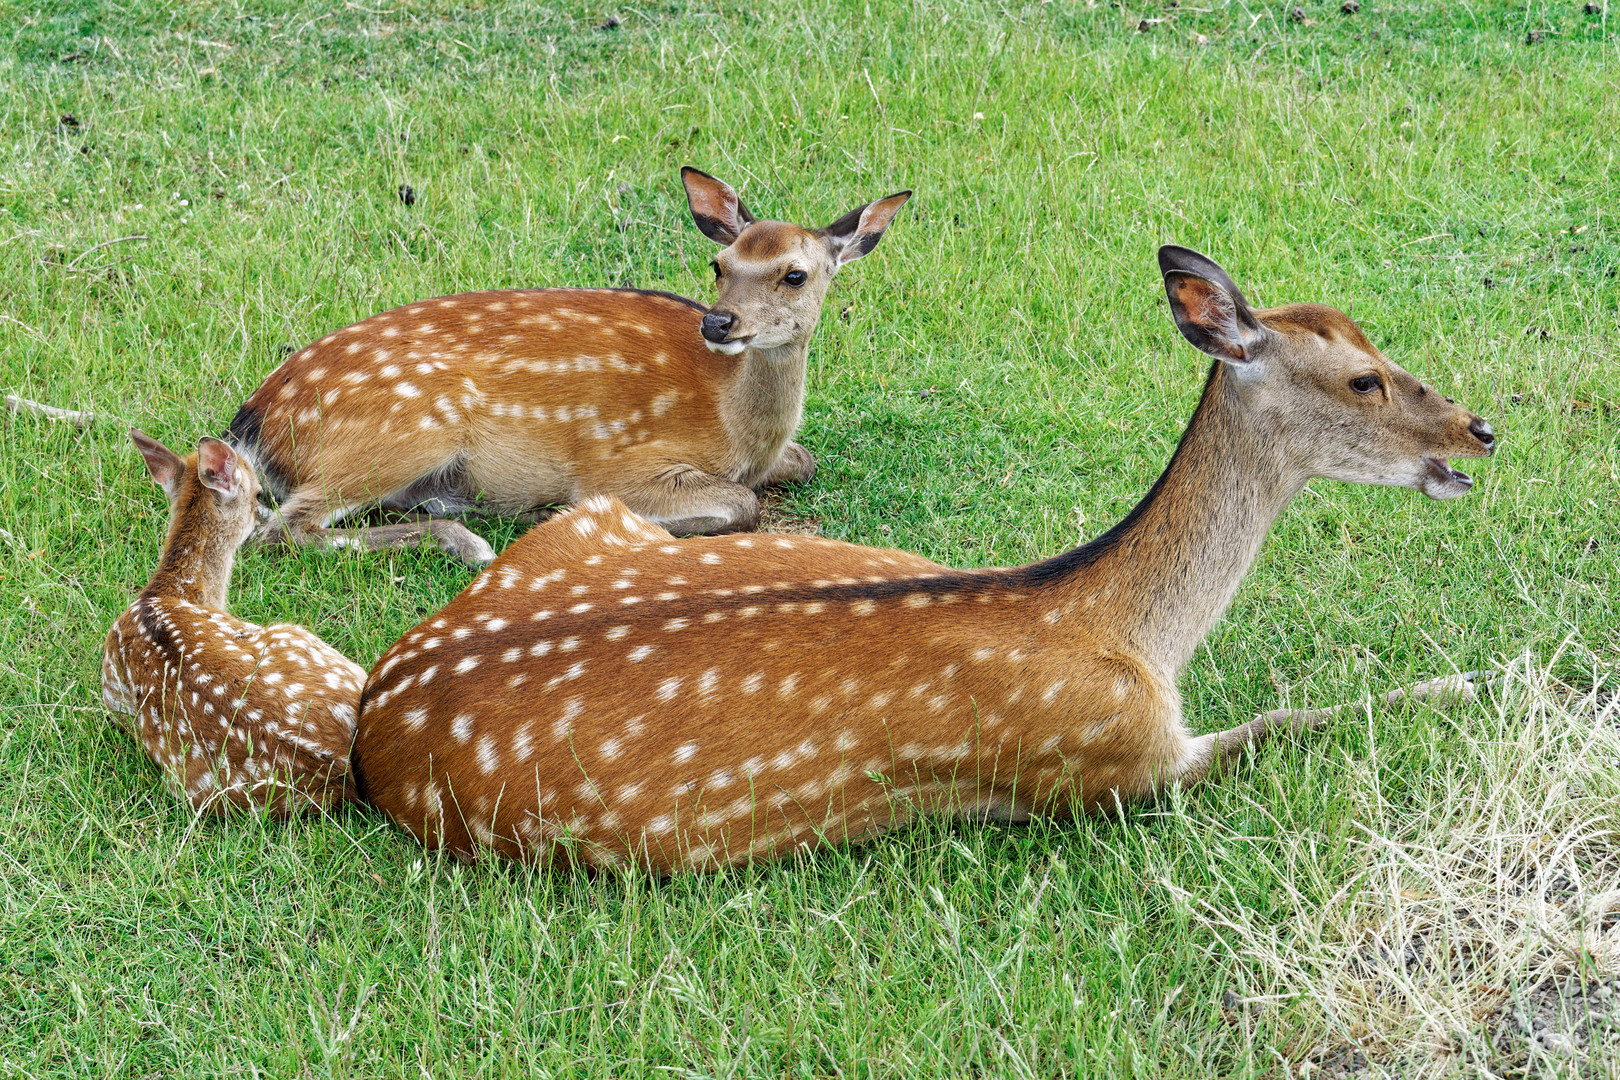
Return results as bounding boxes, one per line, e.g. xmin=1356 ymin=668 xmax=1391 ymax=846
xmin=701 ymin=311 xmax=737 ymax=343
xmin=1469 ymin=417 xmax=1496 ymax=451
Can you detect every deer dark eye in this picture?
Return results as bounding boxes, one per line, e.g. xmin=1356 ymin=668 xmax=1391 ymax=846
xmin=1350 ymin=374 xmax=1382 ymax=395
xmin=783 ymin=270 xmax=807 ymax=288
xmin=711 ymin=261 xmax=722 ymax=280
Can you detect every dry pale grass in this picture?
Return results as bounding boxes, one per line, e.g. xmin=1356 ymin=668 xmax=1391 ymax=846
xmin=1163 ymin=646 xmax=1620 ymax=1078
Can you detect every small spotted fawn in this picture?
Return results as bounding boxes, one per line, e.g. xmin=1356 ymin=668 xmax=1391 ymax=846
xmin=227 ymin=167 xmax=911 ymax=565
xmin=102 ymin=431 xmax=366 ymax=816
xmin=351 ymin=246 xmax=1498 ymax=873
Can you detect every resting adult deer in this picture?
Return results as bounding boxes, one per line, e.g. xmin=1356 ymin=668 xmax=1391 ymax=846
xmin=351 ymin=246 xmax=1497 ymax=872
xmin=102 ymin=431 xmax=365 ymax=816
xmin=226 ymin=168 xmax=911 ymax=565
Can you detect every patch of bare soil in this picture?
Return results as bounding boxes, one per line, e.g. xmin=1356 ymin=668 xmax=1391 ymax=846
xmin=757 ymin=490 xmax=821 ymax=536
xmin=1490 ymin=974 xmax=1620 ymax=1071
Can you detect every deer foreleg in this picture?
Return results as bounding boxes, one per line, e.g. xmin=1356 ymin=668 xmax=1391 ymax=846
xmin=626 ymin=465 xmax=761 ymax=536
xmin=255 ymin=488 xmax=496 ymax=566
xmin=1174 ymin=670 xmax=1491 ymax=787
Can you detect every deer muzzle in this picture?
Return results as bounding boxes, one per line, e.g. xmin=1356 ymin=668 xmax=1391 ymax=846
xmin=701 ymin=310 xmax=741 ymax=344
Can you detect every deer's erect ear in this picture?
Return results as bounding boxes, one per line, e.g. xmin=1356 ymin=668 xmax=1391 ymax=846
xmin=681 ymin=166 xmax=755 ymax=246
xmin=821 ymin=190 xmax=911 ymax=267
xmin=196 ymin=438 xmax=241 ymax=497
xmin=131 ymin=428 xmax=185 ymax=500
xmin=1159 ymin=246 xmax=1265 ymax=363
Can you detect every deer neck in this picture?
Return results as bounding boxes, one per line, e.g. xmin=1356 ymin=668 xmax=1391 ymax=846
xmin=145 ymin=505 xmax=239 ymax=611
xmin=1047 ymin=365 xmax=1307 ymax=675
xmin=718 ymin=339 xmax=811 ymax=483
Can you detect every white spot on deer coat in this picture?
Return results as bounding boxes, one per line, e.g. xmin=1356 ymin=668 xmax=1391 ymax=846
xmin=477 ymin=735 xmax=501 ymax=774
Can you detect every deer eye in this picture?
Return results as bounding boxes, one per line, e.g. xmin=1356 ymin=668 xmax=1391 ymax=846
xmin=1350 ymin=374 xmax=1382 ymax=395
xmin=710 ymin=261 xmax=722 ymax=281
xmin=783 ymin=270 xmax=807 ymax=288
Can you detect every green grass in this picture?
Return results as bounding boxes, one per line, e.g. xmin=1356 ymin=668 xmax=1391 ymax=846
xmin=3 ymin=0 xmax=1619 ymax=1075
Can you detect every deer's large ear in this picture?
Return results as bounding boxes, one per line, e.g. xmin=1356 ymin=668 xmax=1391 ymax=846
xmin=131 ymin=429 xmax=185 ymax=500
xmin=196 ymin=438 xmax=241 ymax=497
xmin=1159 ymin=245 xmax=1265 ymax=363
xmin=821 ymin=191 xmax=911 ymax=267
xmin=681 ymin=167 xmax=755 ymax=246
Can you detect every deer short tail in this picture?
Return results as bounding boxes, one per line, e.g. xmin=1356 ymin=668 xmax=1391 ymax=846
xmin=225 ymin=402 xmax=292 ymax=502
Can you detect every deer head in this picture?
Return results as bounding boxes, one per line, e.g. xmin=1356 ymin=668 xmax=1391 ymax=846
xmin=682 ymin=166 xmax=911 ymax=355
xmin=132 ymin=430 xmax=262 ymax=554
xmin=1159 ymin=245 xmax=1496 ymax=499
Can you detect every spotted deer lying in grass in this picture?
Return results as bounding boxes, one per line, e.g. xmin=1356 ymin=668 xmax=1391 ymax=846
xmin=226 ymin=167 xmax=911 ymax=565
xmin=351 ymin=246 xmax=1498 ymax=872
xmin=102 ymin=431 xmax=365 ymax=816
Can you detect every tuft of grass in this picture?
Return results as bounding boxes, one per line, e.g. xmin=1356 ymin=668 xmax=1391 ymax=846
xmin=1 ymin=0 xmax=1617 ymax=1075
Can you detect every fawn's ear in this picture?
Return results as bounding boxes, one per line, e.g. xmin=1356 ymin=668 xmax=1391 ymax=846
xmin=131 ymin=429 xmax=184 ymax=500
xmin=1159 ymin=245 xmax=1266 ymax=363
xmin=821 ymin=190 xmax=912 ymax=267
xmin=681 ymin=166 xmax=755 ymax=246
xmin=196 ymin=438 xmax=241 ymax=497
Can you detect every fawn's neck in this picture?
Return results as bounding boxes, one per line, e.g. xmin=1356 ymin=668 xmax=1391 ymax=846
xmin=144 ymin=500 xmax=239 ymax=611
xmin=1045 ymin=365 xmax=1306 ymax=675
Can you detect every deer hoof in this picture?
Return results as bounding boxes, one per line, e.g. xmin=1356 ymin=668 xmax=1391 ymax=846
xmin=782 ymin=443 xmax=816 ymax=484
xmin=1400 ymin=670 xmax=1495 ymax=705
xmin=762 ymin=442 xmax=815 ymax=487
xmin=436 ymin=526 xmax=495 ymax=566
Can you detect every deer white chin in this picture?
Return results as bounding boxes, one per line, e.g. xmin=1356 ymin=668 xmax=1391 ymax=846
xmin=704 ymin=338 xmax=749 ymax=356
xmin=1420 ymin=456 xmax=1475 ymax=500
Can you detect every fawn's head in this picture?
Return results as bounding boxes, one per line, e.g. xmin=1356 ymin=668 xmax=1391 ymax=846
xmin=1159 ymin=246 xmax=1496 ymax=499
xmin=681 ymin=166 xmax=910 ymax=355
xmin=131 ymin=430 xmax=262 ymax=548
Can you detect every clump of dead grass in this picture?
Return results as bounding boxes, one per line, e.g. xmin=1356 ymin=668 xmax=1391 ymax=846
xmin=1164 ymin=645 xmax=1620 ymax=1077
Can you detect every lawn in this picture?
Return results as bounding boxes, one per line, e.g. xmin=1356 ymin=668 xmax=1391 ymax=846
xmin=2 ymin=0 xmax=1618 ymax=1075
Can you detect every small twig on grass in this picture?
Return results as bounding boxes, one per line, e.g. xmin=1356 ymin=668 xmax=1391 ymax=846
xmin=65 ymin=234 xmax=149 ymax=270
xmin=5 ymin=394 xmax=97 ymax=427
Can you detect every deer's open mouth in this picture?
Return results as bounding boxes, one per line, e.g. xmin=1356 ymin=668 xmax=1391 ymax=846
xmin=1422 ymin=456 xmax=1474 ymax=499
